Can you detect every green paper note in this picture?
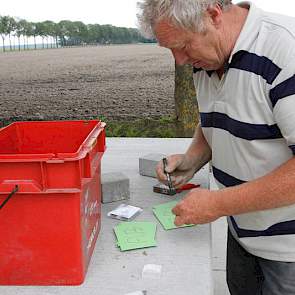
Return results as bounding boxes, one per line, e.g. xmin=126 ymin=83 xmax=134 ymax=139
xmin=114 ymin=222 xmax=157 ymax=251
xmin=153 ymin=201 xmax=195 ymax=230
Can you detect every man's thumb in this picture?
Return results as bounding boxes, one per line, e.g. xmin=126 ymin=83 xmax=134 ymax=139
xmin=165 ymin=156 xmax=181 ymax=173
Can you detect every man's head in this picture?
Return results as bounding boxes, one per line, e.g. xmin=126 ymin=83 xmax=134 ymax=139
xmin=137 ymin=0 xmax=232 ymax=37
xmin=137 ymin=0 xmax=239 ymax=71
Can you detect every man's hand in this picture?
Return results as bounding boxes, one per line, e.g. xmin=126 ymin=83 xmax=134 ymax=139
xmin=155 ymin=154 xmax=197 ymax=188
xmin=172 ymin=188 xmax=222 ymax=226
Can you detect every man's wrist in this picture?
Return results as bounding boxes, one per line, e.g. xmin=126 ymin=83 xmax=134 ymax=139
xmin=185 ymin=151 xmax=209 ymax=174
xmin=211 ymin=190 xmax=229 ymax=218
xmin=183 ymin=152 xmax=200 ymax=172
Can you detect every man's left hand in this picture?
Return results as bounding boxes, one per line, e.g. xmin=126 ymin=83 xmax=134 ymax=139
xmin=172 ymin=188 xmax=222 ymax=226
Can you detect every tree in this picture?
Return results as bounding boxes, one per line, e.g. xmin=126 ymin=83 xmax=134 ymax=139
xmin=52 ymin=23 xmax=60 ymax=48
xmin=15 ymin=19 xmax=28 ymax=51
xmin=27 ymin=22 xmax=34 ymax=49
xmin=30 ymin=22 xmax=38 ymax=49
xmin=0 ymin=16 xmax=10 ymax=52
xmin=1 ymin=16 xmax=155 ymax=52
xmin=174 ymin=63 xmax=199 ymax=137
xmin=35 ymin=22 xmax=47 ymax=49
xmin=57 ymin=20 xmax=68 ymax=46
xmin=6 ymin=17 xmax=16 ymax=51
xmin=101 ymin=24 xmax=114 ymax=44
xmin=87 ymin=24 xmax=101 ymax=44
xmin=58 ymin=20 xmax=75 ymax=46
xmin=72 ymin=21 xmax=88 ymax=44
xmin=42 ymin=20 xmax=56 ymax=48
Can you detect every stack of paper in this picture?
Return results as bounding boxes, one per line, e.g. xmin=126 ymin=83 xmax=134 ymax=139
xmin=107 ymin=204 xmax=143 ymax=221
xmin=153 ymin=201 xmax=195 ymax=230
xmin=114 ymin=222 xmax=157 ymax=251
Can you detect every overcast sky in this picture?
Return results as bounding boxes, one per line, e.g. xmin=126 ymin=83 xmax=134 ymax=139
xmin=1 ymin=1 xmax=295 ymax=28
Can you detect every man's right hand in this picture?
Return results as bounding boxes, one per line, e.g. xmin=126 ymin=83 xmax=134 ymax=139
xmin=156 ymin=154 xmax=197 ymax=189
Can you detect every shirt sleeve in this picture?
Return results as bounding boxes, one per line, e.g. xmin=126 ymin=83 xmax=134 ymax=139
xmin=269 ymin=62 xmax=295 ymax=155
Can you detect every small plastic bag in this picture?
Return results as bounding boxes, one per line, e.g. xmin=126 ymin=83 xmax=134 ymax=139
xmin=142 ymin=264 xmax=162 ymax=279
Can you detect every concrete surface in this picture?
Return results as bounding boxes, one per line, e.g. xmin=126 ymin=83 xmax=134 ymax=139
xmin=99 ymin=138 xmax=212 ymax=295
xmin=0 ymin=138 xmax=227 ymax=295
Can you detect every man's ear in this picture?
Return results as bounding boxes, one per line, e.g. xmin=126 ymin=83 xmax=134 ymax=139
xmin=206 ymin=4 xmax=223 ymax=28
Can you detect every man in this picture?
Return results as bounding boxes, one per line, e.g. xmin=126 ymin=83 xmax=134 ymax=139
xmin=137 ymin=1 xmax=295 ymax=294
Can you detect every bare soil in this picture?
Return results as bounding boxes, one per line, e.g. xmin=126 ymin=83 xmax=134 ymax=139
xmin=0 ymin=44 xmax=175 ymax=126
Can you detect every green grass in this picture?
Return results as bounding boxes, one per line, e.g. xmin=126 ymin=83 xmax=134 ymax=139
xmin=105 ymin=117 xmax=180 ymax=137
xmin=102 ymin=115 xmax=195 ymax=138
xmin=0 ymin=116 xmax=195 ymax=138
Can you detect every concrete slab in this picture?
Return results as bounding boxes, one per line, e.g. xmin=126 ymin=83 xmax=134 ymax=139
xmin=213 ymin=271 xmax=230 ymax=295
xmin=101 ymin=172 xmax=130 ymax=203
xmin=212 ymin=218 xmax=227 ymax=271
xmin=0 ymin=138 xmax=213 ymax=295
xmin=210 ymin=175 xmax=227 ymax=271
xmin=139 ymin=153 xmax=166 ymax=178
xmin=210 ymin=174 xmax=229 ymax=295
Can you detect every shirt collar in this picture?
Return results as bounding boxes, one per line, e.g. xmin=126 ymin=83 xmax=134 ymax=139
xmin=228 ymin=1 xmax=263 ymax=64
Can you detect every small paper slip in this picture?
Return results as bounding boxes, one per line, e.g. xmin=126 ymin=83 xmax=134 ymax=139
xmin=114 ymin=222 xmax=157 ymax=251
xmin=107 ymin=204 xmax=143 ymax=221
xmin=153 ymin=201 xmax=195 ymax=230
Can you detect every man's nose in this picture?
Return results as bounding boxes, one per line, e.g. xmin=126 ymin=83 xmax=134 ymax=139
xmin=171 ymin=49 xmax=189 ymax=65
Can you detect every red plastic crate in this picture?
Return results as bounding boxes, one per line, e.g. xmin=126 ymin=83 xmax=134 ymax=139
xmin=0 ymin=120 xmax=106 ymax=285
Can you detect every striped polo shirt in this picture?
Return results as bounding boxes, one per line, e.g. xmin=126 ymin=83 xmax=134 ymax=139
xmin=193 ymin=2 xmax=295 ymax=261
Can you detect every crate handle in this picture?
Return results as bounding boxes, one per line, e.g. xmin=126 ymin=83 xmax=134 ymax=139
xmin=83 ymin=126 xmax=105 ymax=154
xmin=86 ymin=137 xmax=97 ymax=150
xmin=0 ymin=185 xmax=19 ymax=210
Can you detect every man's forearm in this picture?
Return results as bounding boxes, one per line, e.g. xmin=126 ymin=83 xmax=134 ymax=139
xmin=216 ymin=157 xmax=295 ymax=216
xmin=186 ymin=123 xmax=212 ymax=171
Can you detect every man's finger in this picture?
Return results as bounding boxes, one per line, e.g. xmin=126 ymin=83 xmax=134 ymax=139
xmin=165 ymin=156 xmax=182 ymax=174
xmin=156 ymin=162 xmax=166 ymax=181
xmin=184 ymin=219 xmax=195 ymax=225
xmin=172 ymin=204 xmax=182 ymax=216
xmin=173 ymin=175 xmax=186 ymax=188
xmin=174 ymin=215 xmax=185 ymax=227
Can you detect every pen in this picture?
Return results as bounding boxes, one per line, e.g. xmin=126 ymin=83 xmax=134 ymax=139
xmin=162 ymin=158 xmax=173 ymax=192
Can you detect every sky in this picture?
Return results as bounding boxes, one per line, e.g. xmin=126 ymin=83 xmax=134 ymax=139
xmin=1 ymin=0 xmax=295 ymax=29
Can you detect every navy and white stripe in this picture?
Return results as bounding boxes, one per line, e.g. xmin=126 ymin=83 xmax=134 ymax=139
xmin=230 ymin=216 xmax=295 ymax=238
xmin=290 ymin=145 xmax=295 ymax=155
xmin=229 ymin=50 xmax=281 ymax=85
xmin=213 ymin=166 xmax=245 ymax=187
xmin=200 ymin=112 xmax=282 ymax=140
xmin=269 ymin=75 xmax=295 ymax=107
xmin=213 ymin=166 xmax=295 ymax=238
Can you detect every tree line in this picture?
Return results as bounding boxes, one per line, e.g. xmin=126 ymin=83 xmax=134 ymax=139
xmin=0 ymin=16 xmax=154 ymax=52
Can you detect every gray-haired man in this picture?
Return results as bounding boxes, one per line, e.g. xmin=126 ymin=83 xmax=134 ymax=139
xmin=137 ymin=1 xmax=295 ymax=294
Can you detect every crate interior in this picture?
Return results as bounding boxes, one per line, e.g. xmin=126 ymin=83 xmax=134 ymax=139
xmin=0 ymin=121 xmax=99 ymax=155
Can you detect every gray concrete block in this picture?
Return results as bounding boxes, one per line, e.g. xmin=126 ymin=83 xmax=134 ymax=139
xmin=101 ymin=172 xmax=130 ymax=203
xmin=139 ymin=153 xmax=166 ymax=178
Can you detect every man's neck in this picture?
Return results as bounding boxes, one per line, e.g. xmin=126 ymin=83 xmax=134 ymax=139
xmin=217 ymin=4 xmax=249 ymax=79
